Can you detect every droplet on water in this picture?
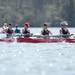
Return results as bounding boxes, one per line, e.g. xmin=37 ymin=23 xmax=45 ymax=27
xmin=49 ymin=63 xmax=53 ymax=67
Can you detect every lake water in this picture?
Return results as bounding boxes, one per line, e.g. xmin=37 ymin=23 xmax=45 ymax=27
xmin=0 ymin=28 xmax=75 ymax=75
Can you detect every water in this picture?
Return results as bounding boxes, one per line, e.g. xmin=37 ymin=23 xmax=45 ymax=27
xmin=0 ymin=28 xmax=75 ymax=75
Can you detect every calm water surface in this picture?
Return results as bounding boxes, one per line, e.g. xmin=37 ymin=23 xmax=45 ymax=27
xmin=0 ymin=28 xmax=75 ymax=75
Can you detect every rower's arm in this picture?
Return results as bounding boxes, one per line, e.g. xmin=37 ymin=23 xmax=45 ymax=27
xmin=41 ymin=30 xmax=44 ymax=35
xmin=60 ymin=30 xmax=62 ymax=34
xmin=67 ymin=29 xmax=70 ymax=34
xmin=21 ymin=29 xmax=24 ymax=34
xmin=49 ymin=31 xmax=52 ymax=35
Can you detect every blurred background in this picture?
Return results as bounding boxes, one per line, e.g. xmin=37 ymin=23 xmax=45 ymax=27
xmin=0 ymin=0 xmax=75 ymax=27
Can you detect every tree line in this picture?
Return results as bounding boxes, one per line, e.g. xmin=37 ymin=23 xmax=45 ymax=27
xmin=0 ymin=0 xmax=75 ymax=27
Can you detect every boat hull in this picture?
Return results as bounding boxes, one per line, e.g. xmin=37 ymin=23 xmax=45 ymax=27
xmin=0 ymin=37 xmax=75 ymax=43
xmin=17 ymin=37 xmax=75 ymax=43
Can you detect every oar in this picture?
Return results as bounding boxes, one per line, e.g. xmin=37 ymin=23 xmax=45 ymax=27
xmin=58 ymin=34 xmax=74 ymax=37
xmin=32 ymin=34 xmax=74 ymax=38
xmin=13 ymin=33 xmax=33 ymax=37
xmin=13 ymin=33 xmax=74 ymax=38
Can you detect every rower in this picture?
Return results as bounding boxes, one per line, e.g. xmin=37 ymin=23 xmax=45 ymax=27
xmin=2 ymin=23 xmax=8 ymax=33
xmin=60 ymin=21 xmax=70 ymax=38
xmin=41 ymin=23 xmax=52 ymax=37
xmin=14 ymin=24 xmax=20 ymax=33
xmin=22 ymin=22 xmax=31 ymax=37
xmin=5 ymin=24 xmax=13 ymax=38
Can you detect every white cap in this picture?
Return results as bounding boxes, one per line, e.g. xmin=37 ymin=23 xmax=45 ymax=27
xmin=4 ymin=23 xmax=8 ymax=26
xmin=60 ymin=21 xmax=68 ymax=26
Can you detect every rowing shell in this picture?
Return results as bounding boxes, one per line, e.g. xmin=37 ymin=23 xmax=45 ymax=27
xmin=16 ymin=37 xmax=75 ymax=43
xmin=0 ymin=37 xmax=75 ymax=43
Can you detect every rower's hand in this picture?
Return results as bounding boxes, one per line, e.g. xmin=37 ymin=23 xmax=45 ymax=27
xmin=49 ymin=31 xmax=53 ymax=35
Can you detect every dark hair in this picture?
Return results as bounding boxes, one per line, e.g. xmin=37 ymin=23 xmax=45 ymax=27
xmin=9 ymin=24 xmax=12 ymax=26
xmin=44 ymin=23 xmax=47 ymax=26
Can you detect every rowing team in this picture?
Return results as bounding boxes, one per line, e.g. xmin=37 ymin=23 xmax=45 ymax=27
xmin=1 ymin=21 xmax=70 ymax=38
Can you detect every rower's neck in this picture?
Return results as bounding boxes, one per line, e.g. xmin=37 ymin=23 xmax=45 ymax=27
xmin=43 ymin=28 xmax=48 ymax=30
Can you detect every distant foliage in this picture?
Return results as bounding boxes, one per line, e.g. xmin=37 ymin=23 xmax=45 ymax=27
xmin=0 ymin=0 xmax=75 ymax=27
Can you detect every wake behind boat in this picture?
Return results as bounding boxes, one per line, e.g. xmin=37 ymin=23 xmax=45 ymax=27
xmin=0 ymin=38 xmax=14 ymax=42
